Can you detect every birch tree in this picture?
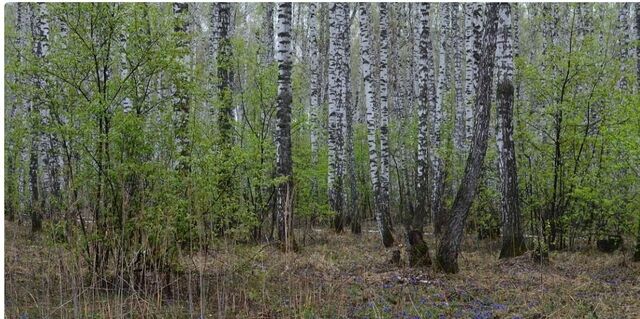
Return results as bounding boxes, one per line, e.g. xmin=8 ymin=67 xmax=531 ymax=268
xmin=617 ymin=3 xmax=630 ymax=90
xmin=463 ymin=3 xmax=483 ymax=147
xmin=637 ymin=3 xmax=640 ymax=92
xmin=635 ymin=2 xmax=640 ymax=262
xmin=328 ymin=3 xmax=347 ymax=233
xmin=432 ymin=3 xmax=449 ymax=234
xmin=341 ymin=5 xmax=359 ymax=234
xmin=359 ymin=3 xmax=394 ymax=247
xmin=29 ymin=2 xmax=50 ymax=232
xmin=409 ymin=3 xmax=436 ymax=266
xmin=6 ymin=3 xmax=31 ymax=222
xmin=275 ymin=2 xmax=295 ymax=251
xmin=378 ymin=3 xmax=393 ymax=244
xmin=437 ymin=4 xmax=499 ymax=273
xmin=308 ymin=3 xmax=320 ymax=221
xmin=452 ymin=4 xmax=465 ymax=151
xmin=262 ymin=3 xmax=275 ymax=65
xmin=496 ymin=3 xmax=526 ymax=258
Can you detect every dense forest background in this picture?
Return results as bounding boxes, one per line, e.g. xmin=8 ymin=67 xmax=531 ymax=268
xmin=4 ymin=2 xmax=640 ymax=318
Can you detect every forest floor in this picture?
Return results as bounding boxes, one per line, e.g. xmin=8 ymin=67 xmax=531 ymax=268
xmin=5 ymin=221 xmax=640 ymax=319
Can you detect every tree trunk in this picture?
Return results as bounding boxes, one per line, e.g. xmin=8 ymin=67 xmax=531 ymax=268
xmin=262 ymin=3 xmax=274 ymax=65
xmin=308 ymin=3 xmax=320 ymax=223
xmin=328 ymin=3 xmax=347 ymax=234
xmin=496 ymin=3 xmax=526 ymax=259
xmin=436 ymin=4 xmax=499 ymax=274
xmin=463 ymin=3 xmax=483 ymax=148
xmin=617 ymin=3 xmax=630 ymax=90
xmin=634 ymin=2 xmax=640 ymax=262
xmin=359 ymin=3 xmax=393 ymax=246
xmin=341 ymin=6 xmax=359 ymax=235
xmin=410 ymin=3 xmax=436 ymax=267
xmin=30 ymin=2 xmax=50 ymax=232
xmin=378 ymin=3 xmax=394 ymax=244
xmin=637 ymin=3 xmax=640 ymax=92
xmin=452 ymin=4 xmax=465 ymax=152
xmin=275 ymin=2 xmax=295 ymax=252
xmin=212 ymin=3 xmax=234 ymax=235
xmin=432 ymin=3 xmax=449 ymax=235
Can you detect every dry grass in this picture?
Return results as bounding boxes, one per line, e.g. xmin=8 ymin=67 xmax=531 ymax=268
xmin=5 ymin=221 xmax=640 ymax=318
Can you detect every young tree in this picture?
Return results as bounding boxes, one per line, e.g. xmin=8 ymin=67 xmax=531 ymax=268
xmin=495 ymin=3 xmax=526 ymax=258
xmin=436 ymin=4 xmax=499 ymax=273
xmin=359 ymin=3 xmax=393 ymax=246
xmin=275 ymin=2 xmax=295 ymax=251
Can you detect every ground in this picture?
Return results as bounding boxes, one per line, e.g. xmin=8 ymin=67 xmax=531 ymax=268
xmin=5 ymin=221 xmax=640 ymax=318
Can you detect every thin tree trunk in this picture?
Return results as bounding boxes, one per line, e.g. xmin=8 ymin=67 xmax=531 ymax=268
xmin=436 ymin=4 xmax=499 ymax=274
xmin=637 ymin=3 xmax=640 ymax=92
xmin=452 ymin=4 xmax=465 ymax=152
xmin=262 ymin=3 xmax=274 ymax=65
xmin=617 ymin=3 xmax=630 ymax=90
xmin=308 ymin=3 xmax=320 ymax=223
xmin=378 ymin=3 xmax=394 ymax=244
xmin=634 ymin=2 xmax=640 ymax=262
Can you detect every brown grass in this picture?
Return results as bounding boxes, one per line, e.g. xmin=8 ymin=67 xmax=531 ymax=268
xmin=5 ymin=221 xmax=640 ymax=318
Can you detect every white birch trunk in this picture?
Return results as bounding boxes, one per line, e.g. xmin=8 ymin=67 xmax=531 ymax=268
xmin=29 ymin=2 xmax=50 ymax=231
xmin=463 ymin=3 xmax=483 ymax=147
xmin=308 ymin=3 xmax=320 ymax=217
xmin=431 ymin=3 xmax=449 ymax=233
xmin=358 ymin=3 xmax=393 ymax=246
xmin=378 ymin=2 xmax=392 ymax=239
xmin=617 ymin=3 xmax=630 ymax=90
xmin=637 ymin=3 xmax=640 ymax=93
xmin=328 ymin=3 xmax=347 ymax=233
xmin=452 ymin=4 xmax=465 ymax=151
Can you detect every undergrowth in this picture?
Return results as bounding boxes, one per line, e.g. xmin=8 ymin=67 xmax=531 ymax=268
xmin=5 ymin=221 xmax=640 ymax=318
